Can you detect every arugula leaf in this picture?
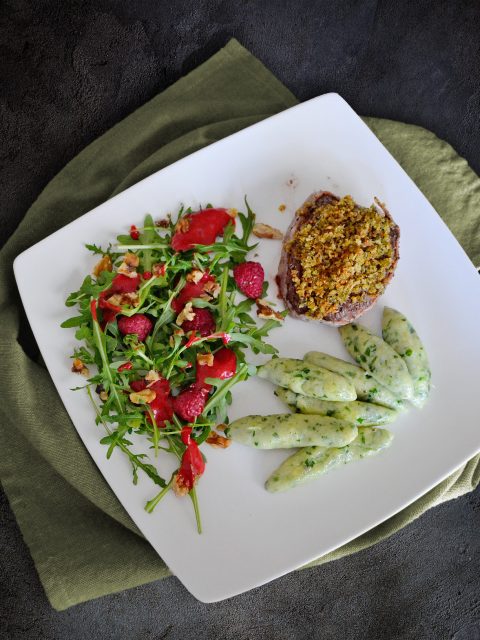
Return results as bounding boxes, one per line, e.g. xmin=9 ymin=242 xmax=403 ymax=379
xmin=85 ymin=243 xmax=115 ymax=256
xmin=87 ymin=387 xmax=166 ymax=488
xmin=228 ymin=332 xmax=279 ymax=355
xmin=61 ymin=316 xmax=86 ymax=328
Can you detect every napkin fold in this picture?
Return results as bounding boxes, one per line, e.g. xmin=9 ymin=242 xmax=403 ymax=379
xmin=1 ymin=39 xmax=479 ymax=610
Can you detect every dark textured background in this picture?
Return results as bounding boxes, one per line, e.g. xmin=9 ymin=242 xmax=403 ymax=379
xmin=1 ymin=1 xmax=480 ymax=638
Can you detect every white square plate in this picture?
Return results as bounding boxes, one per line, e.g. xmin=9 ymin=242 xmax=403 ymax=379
xmin=14 ymin=94 xmax=480 ymax=602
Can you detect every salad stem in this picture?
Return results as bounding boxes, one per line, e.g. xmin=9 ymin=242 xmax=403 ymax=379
xmin=133 ymin=349 xmax=155 ymax=367
xmin=203 ymin=364 xmax=249 ymax=414
xmin=172 ymin=414 xmax=202 ymax=533
xmin=150 ymin=277 xmax=185 ymax=348
xmin=116 ymin=243 xmax=169 ymax=250
xmin=218 ymin=265 xmax=229 ymax=331
xmin=90 ymin=299 xmax=123 ymax=413
xmin=145 ymin=478 xmax=173 ymax=513
xmin=146 ymin=407 xmax=159 ymax=458
xmin=189 ymin=487 xmax=202 ymax=534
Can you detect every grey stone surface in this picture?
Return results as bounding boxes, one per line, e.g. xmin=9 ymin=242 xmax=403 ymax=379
xmin=1 ymin=1 xmax=479 ymax=638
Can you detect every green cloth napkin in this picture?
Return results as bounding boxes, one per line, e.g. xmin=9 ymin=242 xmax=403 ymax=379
xmin=1 ymin=39 xmax=479 ymax=611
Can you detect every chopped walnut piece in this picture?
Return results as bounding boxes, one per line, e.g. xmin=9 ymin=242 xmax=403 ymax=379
xmin=206 ymin=432 xmax=231 ymax=448
xmin=99 ymin=391 xmax=109 ymax=401
xmin=278 ymin=203 xmax=286 ymax=212
xmin=215 ymin=423 xmax=228 ymax=432
xmin=129 ymin=389 xmax=156 ymax=404
xmin=71 ymin=358 xmax=90 ymax=377
xmin=106 ymin=293 xmax=123 ymax=307
xmin=175 ymin=217 xmax=190 ymax=233
xmin=93 ymin=255 xmax=112 ymax=277
xmin=197 ymin=353 xmax=214 ymax=367
xmin=253 ymin=223 xmax=283 ymax=240
xmin=186 ymin=269 xmax=204 ymax=284
xmin=203 ymin=280 xmax=221 ymax=298
xmin=71 ymin=358 xmax=83 ymax=371
xmin=117 ymin=252 xmax=139 ymax=278
xmin=152 ymin=263 xmax=166 ymax=277
xmin=124 ymin=252 xmax=140 ymax=267
xmin=107 ymin=292 xmax=139 ymax=307
xmin=172 ymin=473 xmax=190 ymax=497
xmin=117 ymin=263 xmax=138 ymax=278
xmin=255 ymin=299 xmax=284 ymax=321
xmin=145 ymin=370 xmax=161 ymax=387
xmin=123 ymin=292 xmax=140 ymax=306
xmin=176 ymin=302 xmax=195 ymax=326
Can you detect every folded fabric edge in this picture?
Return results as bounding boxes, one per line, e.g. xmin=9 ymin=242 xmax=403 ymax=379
xmin=302 ymin=455 xmax=480 ymax=571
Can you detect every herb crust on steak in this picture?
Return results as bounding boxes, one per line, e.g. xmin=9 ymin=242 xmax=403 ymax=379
xmin=277 ymin=191 xmax=400 ymax=326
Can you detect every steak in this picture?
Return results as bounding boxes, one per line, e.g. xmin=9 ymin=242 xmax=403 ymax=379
xmin=277 ymin=191 xmax=400 ymax=326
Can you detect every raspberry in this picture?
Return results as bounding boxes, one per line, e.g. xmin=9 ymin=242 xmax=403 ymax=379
xmin=233 ymin=261 xmax=264 ymax=299
xmin=130 ymin=377 xmax=173 ymax=427
xmin=195 ymin=347 xmax=237 ymax=389
xmin=98 ymin=274 xmax=141 ymax=329
xmin=130 ymin=379 xmax=146 ymax=392
xmin=110 ymin=274 xmax=140 ymax=294
xmin=100 ymin=308 xmax=117 ymax=326
xmin=171 ymin=208 xmax=233 ymax=252
xmin=118 ymin=314 xmax=153 ymax=342
xmin=130 ymin=225 xmax=140 ymax=240
xmin=149 ymin=379 xmax=174 ymax=426
xmin=181 ymin=307 xmax=216 ymax=337
xmin=150 ymin=400 xmax=173 ymax=426
xmin=176 ymin=439 xmax=205 ymax=492
xmin=171 ymin=273 xmax=215 ymax=313
xmin=149 ymin=378 xmax=171 ymax=396
xmin=173 ymin=386 xmax=209 ymax=422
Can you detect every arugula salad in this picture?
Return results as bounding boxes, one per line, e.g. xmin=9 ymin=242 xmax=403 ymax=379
xmin=62 ymin=202 xmax=284 ymax=532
